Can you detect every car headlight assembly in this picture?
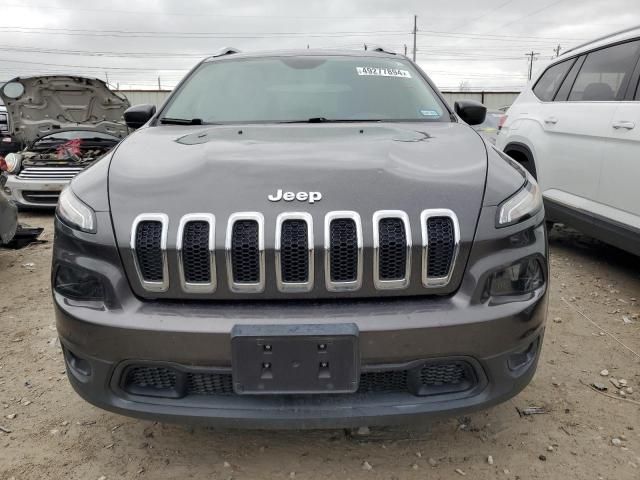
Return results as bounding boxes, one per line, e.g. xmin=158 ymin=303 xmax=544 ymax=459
xmin=4 ymin=153 xmax=21 ymax=173
xmin=489 ymin=258 xmax=544 ymax=297
xmin=496 ymin=173 xmax=542 ymax=227
xmin=56 ymin=187 xmax=97 ymax=233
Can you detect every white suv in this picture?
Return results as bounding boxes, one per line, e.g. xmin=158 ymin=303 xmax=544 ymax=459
xmin=497 ymin=27 xmax=640 ymax=256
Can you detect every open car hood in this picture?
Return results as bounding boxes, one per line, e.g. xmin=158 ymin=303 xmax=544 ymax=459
xmin=0 ymin=76 xmax=130 ymax=145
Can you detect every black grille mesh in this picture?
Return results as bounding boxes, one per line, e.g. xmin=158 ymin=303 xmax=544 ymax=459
xmin=329 ymin=218 xmax=358 ymax=282
xmin=122 ymin=361 xmax=474 ymax=398
xmin=125 ymin=366 xmax=176 ymax=390
xmin=231 ymin=220 xmax=260 ymax=283
xmin=182 ymin=221 xmax=211 ymax=283
xmin=187 ymin=372 xmax=234 ymax=395
xmin=358 ymin=370 xmax=408 ymax=393
xmin=420 ymin=362 xmax=467 ymax=386
xmin=135 ymin=221 xmax=164 ymax=282
xmin=427 ymin=217 xmax=455 ymax=278
xmin=378 ymin=218 xmax=407 ymax=280
xmin=280 ymin=220 xmax=309 ymax=283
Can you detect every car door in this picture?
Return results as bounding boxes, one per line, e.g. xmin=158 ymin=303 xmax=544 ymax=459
xmin=598 ymin=45 xmax=640 ymax=226
xmin=534 ymin=45 xmax=635 ymax=211
xmin=540 ymin=40 xmax=640 ymax=217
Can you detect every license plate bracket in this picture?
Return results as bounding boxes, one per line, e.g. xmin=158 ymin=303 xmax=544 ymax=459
xmin=231 ymin=324 xmax=359 ymax=395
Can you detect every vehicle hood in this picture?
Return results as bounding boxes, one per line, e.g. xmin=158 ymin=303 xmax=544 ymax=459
xmin=108 ymin=122 xmax=488 ymax=298
xmin=0 ymin=76 xmax=130 ymax=145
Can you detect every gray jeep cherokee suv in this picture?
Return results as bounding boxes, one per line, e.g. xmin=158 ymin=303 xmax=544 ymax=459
xmin=52 ymin=49 xmax=548 ymax=428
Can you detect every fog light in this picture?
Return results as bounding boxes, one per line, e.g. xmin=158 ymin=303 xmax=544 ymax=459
xmin=489 ymin=258 xmax=544 ymax=296
xmin=508 ymin=339 xmax=539 ymax=371
xmin=54 ymin=265 xmax=105 ymax=300
xmin=64 ymin=346 xmax=92 ymax=378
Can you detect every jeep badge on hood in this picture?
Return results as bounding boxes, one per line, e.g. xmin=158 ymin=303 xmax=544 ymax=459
xmin=268 ymin=189 xmax=322 ymax=203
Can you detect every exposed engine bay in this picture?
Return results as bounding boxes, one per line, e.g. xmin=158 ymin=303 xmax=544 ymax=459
xmin=17 ymin=137 xmax=114 ymax=170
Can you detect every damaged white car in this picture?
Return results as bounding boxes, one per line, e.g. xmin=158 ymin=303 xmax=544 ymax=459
xmin=0 ymin=76 xmax=129 ymax=207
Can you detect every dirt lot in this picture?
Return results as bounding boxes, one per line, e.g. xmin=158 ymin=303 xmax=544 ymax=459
xmin=1 ymin=212 xmax=639 ymax=480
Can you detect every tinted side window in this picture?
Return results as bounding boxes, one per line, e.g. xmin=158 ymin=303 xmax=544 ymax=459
xmin=554 ymin=56 xmax=584 ymax=101
xmin=568 ymin=40 xmax=640 ymax=101
xmin=533 ymin=60 xmax=573 ymax=101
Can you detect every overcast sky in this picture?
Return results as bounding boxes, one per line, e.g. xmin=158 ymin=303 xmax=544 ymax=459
xmin=1 ymin=0 xmax=639 ymax=91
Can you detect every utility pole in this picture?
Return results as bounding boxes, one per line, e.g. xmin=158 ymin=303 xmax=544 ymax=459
xmin=553 ymin=44 xmax=562 ymax=58
xmin=158 ymin=76 xmax=161 ymax=90
xmin=412 ymin=15 xmax=417 ymax=62
xmin=404 ymin=44 xmax=408 ymax=56
xmin=525 ymin=51 xmax=540 ymax=80
xmin=105 ymin=71 xmax=110 ymax=85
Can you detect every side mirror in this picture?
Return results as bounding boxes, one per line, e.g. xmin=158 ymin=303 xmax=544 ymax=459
xmin=454 ymin=100 xmax=487 ymax=126
xmin=124 ymin=104 xmax=156 ymax=130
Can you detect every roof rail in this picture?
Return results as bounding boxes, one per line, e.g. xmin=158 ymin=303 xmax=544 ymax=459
xmin=562 ymin=25 xmax=640 ymax=56
xmin=212 ymin=47 xmax=241 ymax=57
xmin=366 ymin=45 xmax=396 ymax=55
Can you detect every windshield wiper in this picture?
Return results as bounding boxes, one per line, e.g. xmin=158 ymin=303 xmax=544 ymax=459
xmin=280 ymin=117 xmax=384 ymax=124
xmin=159 ymin=117 xmax=204 ymax=125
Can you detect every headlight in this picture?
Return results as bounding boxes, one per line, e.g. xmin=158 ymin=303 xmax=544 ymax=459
xmin=489 ymin=258 xmax=544 ymax=296
xmin=56 ymin=187 xmax=96 ymax=233
xmin=4 ymin=153 xmax=21 ymax=173
xmin=497 ymin=173 xmax=542 ymax=227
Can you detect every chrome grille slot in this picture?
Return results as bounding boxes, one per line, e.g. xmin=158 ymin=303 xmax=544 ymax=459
xmin=131 ymin=214 xmax=169 ymax=292
xmin=275 ymin=212 xmax=313 ymax=292
xmin=373 ymin=211 xmax=411 ymax=290
xmin=17 ymin=166 xmax=84 ymax=180
xmin=421 ymin=209 xmax=460 ymax=288
xmin=225 ymin=213 xmax=265 ymax=293
xmin=325 ymin=211 xmax=362 ymax=292
xmin=177 ymin=214 xmax=215 ymax=293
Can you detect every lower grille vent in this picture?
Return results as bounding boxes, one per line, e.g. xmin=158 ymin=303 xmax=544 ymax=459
xmin=187 ymin=372 xmax=235 ymax=395
xmin=121 ymin=360 xmax=476 ymax=399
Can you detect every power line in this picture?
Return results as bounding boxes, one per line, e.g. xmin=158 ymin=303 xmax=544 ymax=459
xmin=0 ymin=26 xmax=412 ymax=39
xmin=0 ymin=1 xmax=409 ymax=19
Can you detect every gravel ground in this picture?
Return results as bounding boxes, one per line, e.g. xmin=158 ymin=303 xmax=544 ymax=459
xmin=1 ymin=212 xmax=639 ymax=480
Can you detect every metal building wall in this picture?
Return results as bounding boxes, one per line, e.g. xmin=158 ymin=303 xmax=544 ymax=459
xmin=440 ymin=92 xmax=521 ymax=110
xmin=118 ymin=90 xmax=172 ymax=108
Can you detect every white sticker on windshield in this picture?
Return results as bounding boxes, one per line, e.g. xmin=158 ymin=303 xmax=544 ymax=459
xmin=356 ymin=67 xmax=412 ymax=78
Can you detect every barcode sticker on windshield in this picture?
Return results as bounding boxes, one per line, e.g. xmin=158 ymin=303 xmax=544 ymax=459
xmin=356 ymin=67 xmax=412 ymax=78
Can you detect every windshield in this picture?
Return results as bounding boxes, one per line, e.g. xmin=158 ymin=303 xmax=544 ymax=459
xmin=161 ymin=56 xmax=450 ymax=124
